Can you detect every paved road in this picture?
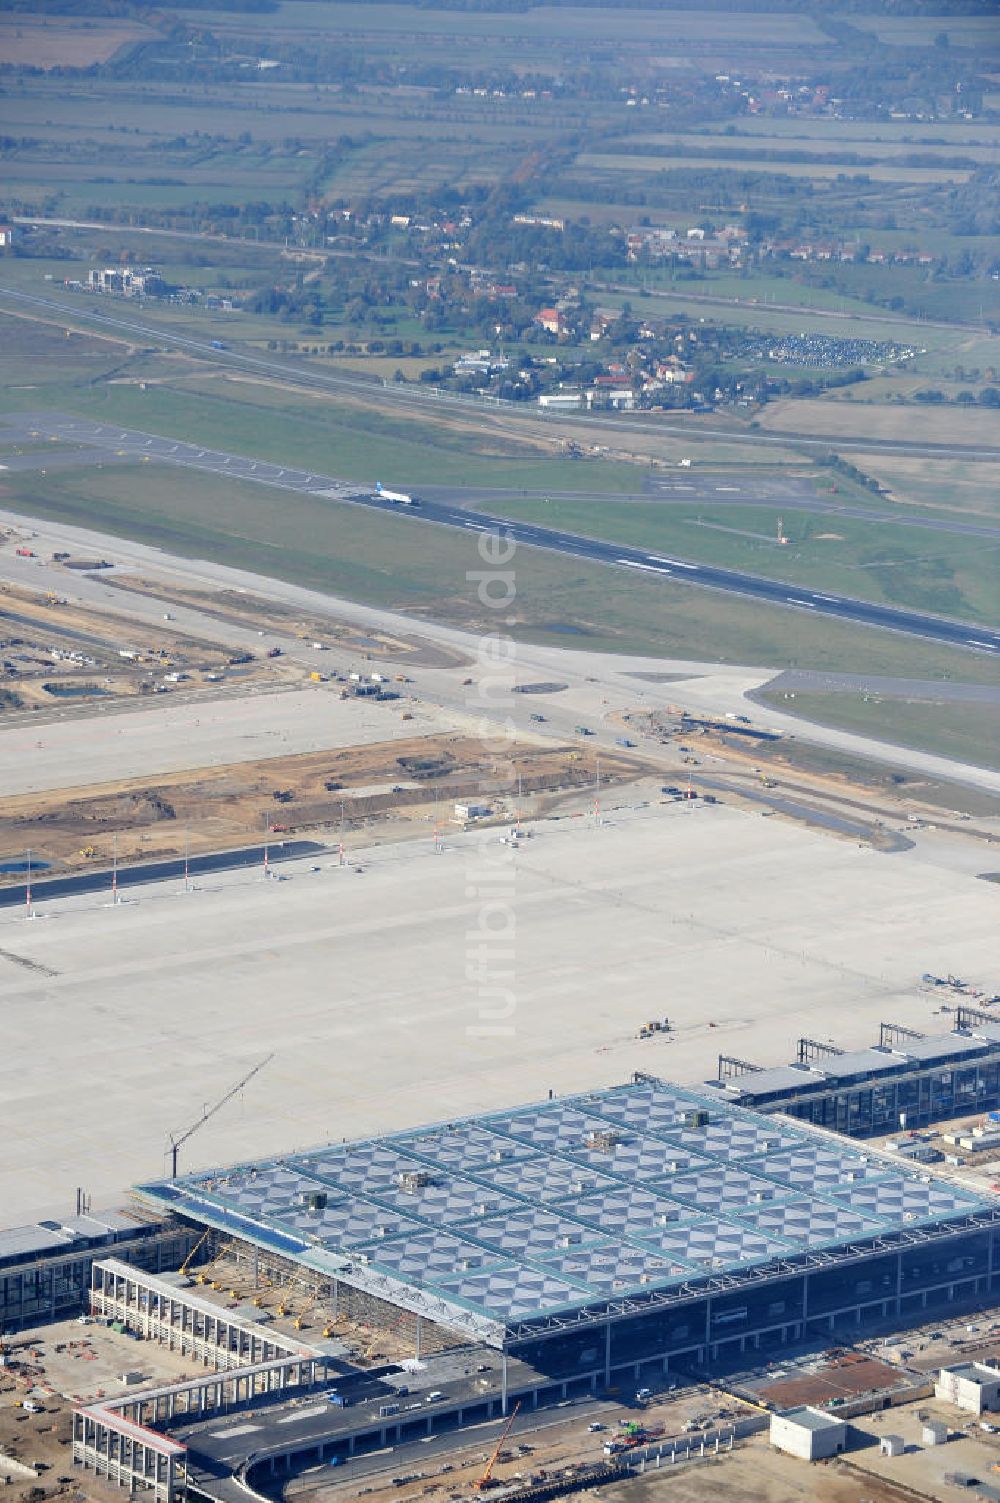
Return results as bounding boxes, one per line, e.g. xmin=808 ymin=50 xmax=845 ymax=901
xmin=0 ymin=840 xmax=325 ymax=909
xmin=6 ymin=444 xmax=999 ymax=540
xmin=4 ymin=501 xmax=1000 ymax=797
xmin=2 ymin=283 xmax=999 ymax=462
xmin=15 ymin=412 xmax=1000 ymax=660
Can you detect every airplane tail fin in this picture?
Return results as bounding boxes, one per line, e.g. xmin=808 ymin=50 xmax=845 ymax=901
xmin=375 ymin=480 xmax=384 ymax=493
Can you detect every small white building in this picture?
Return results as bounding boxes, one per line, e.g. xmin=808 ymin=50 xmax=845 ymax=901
xmin=454 ymin=802 xmax=492 ymax=822
xmin=770 ymin=1406 xmax=848 ymax=1461
xmin=880 ymin=1434 xmax=905 ymax=1457
xmin=537 ymin=392 xmax=583 ymax=411
xmin=922 ymin=1419 xmax=949 ymax=1446
xmin=936 ymin=1362 xmax=1000 ymax=1415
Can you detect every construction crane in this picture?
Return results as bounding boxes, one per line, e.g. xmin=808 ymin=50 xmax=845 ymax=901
xmin=168 ymin=1054 xmax=274 ymax=1178
xmin=178 ymin=1228 xmax=211 ymax=1278
xmin=475 ymin=1401 xmax=521 ymax=1491
xmin=195 ymin=1240 xmax=235 ymax=1287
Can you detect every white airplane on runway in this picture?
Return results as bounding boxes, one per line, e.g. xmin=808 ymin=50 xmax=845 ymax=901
xmin=375 ymin=481 xmax=419 ymax=506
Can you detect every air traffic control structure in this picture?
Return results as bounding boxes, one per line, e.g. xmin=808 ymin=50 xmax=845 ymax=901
xmin=139 ymin=1075 xmax=1000 ymax=1391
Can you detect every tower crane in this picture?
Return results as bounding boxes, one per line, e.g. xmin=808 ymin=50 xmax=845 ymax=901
xmin=168 ymin=1054 xmax=274 ymax=1178
xmin=475 ymin=1401 xmax=521 ymax=1491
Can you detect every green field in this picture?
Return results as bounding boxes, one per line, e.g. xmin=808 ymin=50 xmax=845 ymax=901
xmin=758 ymin=688 xmax=1000 ymax=774
xmin=578 ymin=151 xmax=971 ymax=185
xmin=639 ymin=132 xmax=999 ymax=165
xmin=2 ymin=459 xmax=996 ymax=687
xmin=179 ymin=2 xmax=829 ymax=45
xmin=480 ymin=493 xmax=1000 ymax=630
xmin=0 ymin=366 xmax=648 ymax=495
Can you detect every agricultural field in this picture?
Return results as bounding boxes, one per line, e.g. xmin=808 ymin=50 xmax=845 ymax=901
xmin=0 ymin=0 xmax=997 ymax=714
xmin=176 ymin=1 xmax=831 ymax=48
xmin=759 ymin=399 xmax=1000 ymax=448
xmin=848 ymin=456 xmax=1000 ymax=521
xmin=578 ymin=150 xmax=972 ymax=185
xmin=0 ymin=15 xmax=151 ymax=69
xmin=852 ymin=14 xmax=1000 ymax=47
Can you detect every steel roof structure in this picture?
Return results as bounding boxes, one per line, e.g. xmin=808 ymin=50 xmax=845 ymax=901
xmin=138 ymin=1075 xmax=1000 ymax=1348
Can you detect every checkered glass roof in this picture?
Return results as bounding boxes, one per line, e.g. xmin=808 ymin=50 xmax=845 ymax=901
xmin=140 ymin=1078 xmax=995 ymax=1330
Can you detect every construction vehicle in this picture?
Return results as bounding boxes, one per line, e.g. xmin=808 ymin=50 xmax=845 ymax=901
xmin=179 ymin=1229 xmax=212 ymax=1279
xmin=195 ymin=1240 xmax=234 ymax=1288
xmin=274 ymin=1276 xmax=309 ymax=1318
xmin=475 ymin=1400 xmax=521 ymax=1490
xmin=294 ymin=1295 xmax=323 ymax=1331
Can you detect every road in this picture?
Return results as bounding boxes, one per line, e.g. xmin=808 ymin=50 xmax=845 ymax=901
xmin=2 ymin=283 xmax=999 ymax=463
xmin=16 ymin=215 xmax=993 ymax=337
xmin=3 ymin=490 xmax=1000 ymax=798
xmin=430 ymin=478 xmax=1000 ymax=542
xmin=14 ymin=412 xmax=1000 ymax=659
xmin=0 ymin=840 xmax=325 ymax=909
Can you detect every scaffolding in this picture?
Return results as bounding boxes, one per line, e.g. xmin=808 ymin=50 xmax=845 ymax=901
xmin=797 ymin=1038 xmax=844 ymax=1066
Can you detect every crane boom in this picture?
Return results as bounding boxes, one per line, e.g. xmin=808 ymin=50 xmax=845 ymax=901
xmin=169 ymin=1053 xmax=274 ymax=1178
xmin=475 ymin=1400 xmax=521 ymax=1490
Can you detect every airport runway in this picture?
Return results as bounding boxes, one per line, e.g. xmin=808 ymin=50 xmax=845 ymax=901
xmin=9 ymin=412 xmax=1000 ymax=659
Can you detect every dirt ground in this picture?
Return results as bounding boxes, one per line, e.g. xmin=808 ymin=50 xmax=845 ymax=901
xmin=599 ymin=1441 xmax=925 ymax=1503
xmin=0 ymin=1316 xmax=199 ymax=1503
xmin=756 ymin=1351 xmax=905 ymax=1409
xmin=0 ymin=731 xmax=639 ymax=872
xmin=0 ymin=577 xmax=294 ymax=714
xmin=0 ymin=17 xmax=151 ymax=69
xmin=103 ymin=577 xmax=472 ymax=671
xmin=759 ymin=398 xmax=1000 ymax=448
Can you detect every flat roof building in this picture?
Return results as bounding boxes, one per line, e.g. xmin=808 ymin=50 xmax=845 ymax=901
xmin=936 ymin=1361 xmax=1000 ymax=1415
xmin=138 ymin=1075 xmax=1000 ymax=1389
xmin=0 ymin=1212 xmax=195 ymax=1332
xmin=710 ymin=1018 xmax=1000 ymax=1138
xmin=770 ymin=1406 xmax=847 ymax=1460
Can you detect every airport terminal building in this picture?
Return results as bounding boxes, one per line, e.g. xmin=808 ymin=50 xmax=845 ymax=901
xmin=710 ymin=1015 xmax=1000 ymax=1137
xmin=139 ymin=1075 xmax=1000 ymax=1391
